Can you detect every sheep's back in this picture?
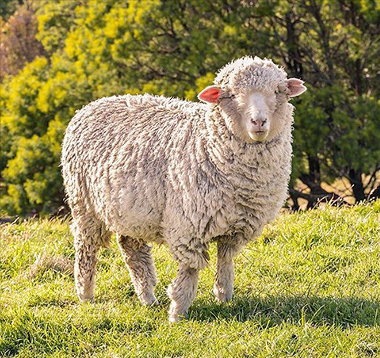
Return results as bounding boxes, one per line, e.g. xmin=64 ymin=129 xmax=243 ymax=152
xmin=61 ymin=94 xmax=205 ymax=240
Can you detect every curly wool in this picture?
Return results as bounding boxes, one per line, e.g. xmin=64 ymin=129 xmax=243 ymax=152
xmin=215 ymin=56 xmax=289 ymax=94
xmin=61 ymin=56 xmax=297 ymax=320
xmin=62 ymin=95 xmax=292 ymax=262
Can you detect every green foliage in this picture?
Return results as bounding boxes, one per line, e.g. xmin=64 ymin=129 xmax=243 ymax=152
xmin=261 ymin=0 xmax=380 ymax=203
xmin=1 ymin=0 xmax=380 ymax=215
xmin=36 ymin=0 xmax=79 ymax=53
xmin=0 ymin=58 xmax=64 ymax=214
xmin=1 ymin=203 xmax=380 ymax=356
xmin=0 ymin=0 xmax=22 ymax=20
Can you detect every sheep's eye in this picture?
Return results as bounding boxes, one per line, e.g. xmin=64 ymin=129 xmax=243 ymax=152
xmin=219 ymin=93 xmax=235 ymax=100
xmin=275 ymin=92 xmax=288 ymax=105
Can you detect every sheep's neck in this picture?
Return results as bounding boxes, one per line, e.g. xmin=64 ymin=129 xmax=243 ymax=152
xmin=204 ymin=110 xmax=285 ymax=180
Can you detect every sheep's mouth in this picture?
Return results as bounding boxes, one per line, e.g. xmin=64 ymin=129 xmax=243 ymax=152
xmin=248 ymin=130 xmax=269 ymax=142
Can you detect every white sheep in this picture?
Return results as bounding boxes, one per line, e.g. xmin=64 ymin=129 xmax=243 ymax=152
xmin=61 ymin=56 xmax=306 ymax=322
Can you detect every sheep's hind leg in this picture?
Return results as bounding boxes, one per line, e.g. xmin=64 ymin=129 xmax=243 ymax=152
xmin=72 ymin=217 xmax=110 ymax=302
xmin=213 ymin=236 xmax=245 ymax=303
xmin=117 ymin=235 xmax=158 ymax=305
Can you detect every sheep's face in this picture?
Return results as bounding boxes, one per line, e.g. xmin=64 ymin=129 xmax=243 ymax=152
xmin=198 ymin=56 xmax=307 ymax=143
xmin=237 ymin=90 xmax=275 ymax=142
xmin=198 ymin=78 xmax=306 ymax=143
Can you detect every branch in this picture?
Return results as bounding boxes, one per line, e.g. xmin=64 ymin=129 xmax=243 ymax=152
xmin=289 ymin=187 xmax=350 ymax=209
xmin=363 ymin=166 xmax=380 ymax=192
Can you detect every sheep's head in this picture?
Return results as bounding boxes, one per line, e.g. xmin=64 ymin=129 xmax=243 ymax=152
xmin=198 ymin=56 xmax=307 ymax=143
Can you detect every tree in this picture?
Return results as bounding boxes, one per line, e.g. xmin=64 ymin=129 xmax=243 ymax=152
xmin=0 ymin=0 xmax=23 ymax=20
xmin=0 ymin=0 xmax=45 ymax=81
xmin=0 ymin=0 xmax=379 ymax=215
xmin=264 ymin=0 xmax=380 ymax=207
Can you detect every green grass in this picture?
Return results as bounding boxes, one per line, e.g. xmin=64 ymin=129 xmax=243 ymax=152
xmin=1 ymin=202 xmax=380 ymax=357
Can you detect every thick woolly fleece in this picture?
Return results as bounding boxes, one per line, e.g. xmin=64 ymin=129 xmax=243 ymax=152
xmin=61 ymin=56 xmax=295 ymax=322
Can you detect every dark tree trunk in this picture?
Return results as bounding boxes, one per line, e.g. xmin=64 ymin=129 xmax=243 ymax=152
xmin=348 ymin=169 xmax=366 ymax=202
xmin=299 ymin=155 xmax=325 ymax=208
xmin=289 ymin=187 xmax=348 ymax=210
xmin=299 ymin=156 xmax=321 ymax=190
xmin=285 ymin=12 xmax=304 ymax=77
xmin=289 ymin=189 xmax=300 ymax=211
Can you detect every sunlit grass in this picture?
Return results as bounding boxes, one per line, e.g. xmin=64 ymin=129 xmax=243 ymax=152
xmin=1 ymin=201 xmax=380 ymax=357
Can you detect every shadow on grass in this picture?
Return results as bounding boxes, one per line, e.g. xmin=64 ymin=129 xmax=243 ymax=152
xmin=189 ymin=293 xmax=380 ymax=328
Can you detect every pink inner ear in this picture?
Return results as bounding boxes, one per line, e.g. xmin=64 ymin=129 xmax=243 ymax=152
xmin=287 ymin=78 xmax=307 ymax=97
xmin=198 ymin=86 xmax=221 ymax=103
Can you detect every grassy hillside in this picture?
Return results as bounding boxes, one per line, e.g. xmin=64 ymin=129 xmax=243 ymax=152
xmin=1 ymin=202 xmax=380 ymax=357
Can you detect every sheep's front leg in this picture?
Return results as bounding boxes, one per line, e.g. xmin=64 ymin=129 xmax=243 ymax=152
xmin=213 ymin=237 xmax=245 ymax=302
xmin=168 ymin=264 xmax=200 ymax=323
xmin=168 ymin=240 xmax=209 ymax=322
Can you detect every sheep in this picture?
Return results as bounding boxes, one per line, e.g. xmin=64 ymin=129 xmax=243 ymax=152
xmin=61 ymin=56 xmax=307 ymax=322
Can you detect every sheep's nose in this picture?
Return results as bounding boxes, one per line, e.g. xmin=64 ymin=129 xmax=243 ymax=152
xmin=251 ymin=117 xmax=267 ymax=128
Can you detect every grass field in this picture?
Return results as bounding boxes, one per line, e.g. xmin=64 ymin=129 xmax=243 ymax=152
xmin=1 ymin=202 xmax=380 ymax=357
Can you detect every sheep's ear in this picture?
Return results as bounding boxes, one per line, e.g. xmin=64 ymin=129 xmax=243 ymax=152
xmin=198 ymin=86 xmax=221 ymax=103
xmin=287 ymin=78 xmax=307 ymax=97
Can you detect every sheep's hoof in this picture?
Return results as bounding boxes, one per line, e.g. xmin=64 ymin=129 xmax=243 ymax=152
xmin=168 ymin=304 xmax=188 ymax=323
xmin=169 ymin=315 xmax=180 ymax=323
xmin=139 ymin=293 xmax=159 ymax=306
xmin=213 ymin=285 xmax=232 ymax=303
xmin=169 ymin=313 xmax=187 ymax=323
xmin=144 ymin=298 xmax=160 ymax=306
xmin=78 ymin=294 xmax=94 ymax=303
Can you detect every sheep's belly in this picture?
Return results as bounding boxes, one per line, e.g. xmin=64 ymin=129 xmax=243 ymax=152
xmin=101 ymin=187 xmax=166 ymax=244
xmin=108 ymin=212 xmax=165 ymax=244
